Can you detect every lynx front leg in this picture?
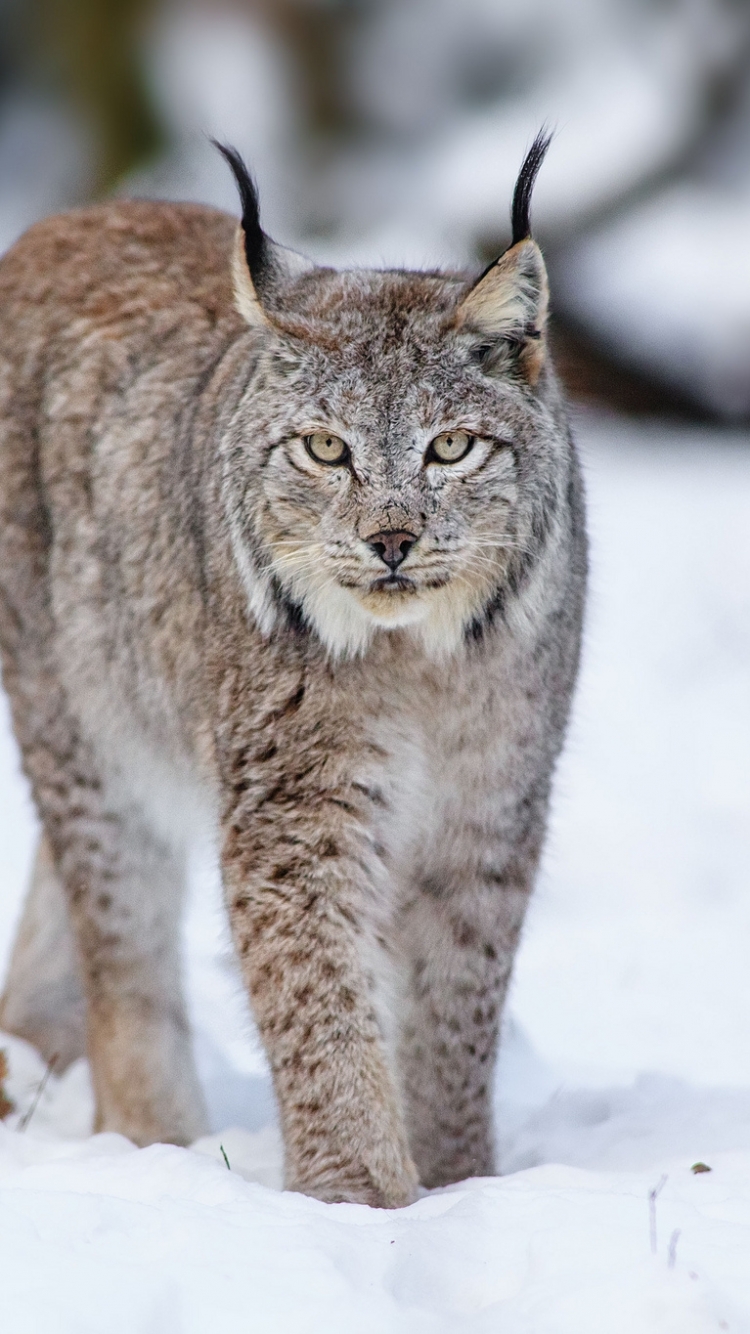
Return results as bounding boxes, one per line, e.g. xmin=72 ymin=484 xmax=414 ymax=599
xmin=220 ymin=715 xmax=417 ymax=1207
xmin=396 ymin=863 xmax=534 ymax=1189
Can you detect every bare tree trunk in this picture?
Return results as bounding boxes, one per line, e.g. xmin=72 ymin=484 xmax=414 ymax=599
xmin=27 ymin=0 xmax=164 ymax=195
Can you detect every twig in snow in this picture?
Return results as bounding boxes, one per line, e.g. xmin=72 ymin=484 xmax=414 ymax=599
xmin=0 ymin=1050 xmax=14 ymax=1121
xmin=18 ymin=1054 xmax=58 ymax=1132
xmin=649 ymin=1173 xmax=668 ymax=1255
xmin=668 ymin=1228 xmax=681 ymax=1269
xmin=220 ymin=1143 xmax=231 ymax=1170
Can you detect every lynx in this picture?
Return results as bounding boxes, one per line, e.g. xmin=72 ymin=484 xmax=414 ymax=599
xmin=0 ymin=133 xmax=586 ymax=1207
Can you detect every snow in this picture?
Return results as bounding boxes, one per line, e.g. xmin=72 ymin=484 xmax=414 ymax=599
xmin=328 ymin=0 xmax=741 ymax=263
xmin=131 ymin=7 xmax=303 ymax=242
xmin=556 ymin=187 xmax=750 ymax=417
xmin=0 ymin=96 xmax=92 ymax=261
xmin=1 ymin=413 xmax=750 ymax=1330
xmin=1 ymin=1123 xmax=748 ymax=1333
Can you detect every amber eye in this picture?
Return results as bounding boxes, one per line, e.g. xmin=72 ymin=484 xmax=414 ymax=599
xmin=428 ymin=430 xmax=475 ymax=464
xmin=305 ymin=431 xmax=349 ymax=465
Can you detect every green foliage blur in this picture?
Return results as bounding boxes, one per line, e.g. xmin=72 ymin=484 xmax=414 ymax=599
xmin=1 ymin=0 xmax=353 ymax=196
xmin=2 ymin=0 xmax=162 ymax=194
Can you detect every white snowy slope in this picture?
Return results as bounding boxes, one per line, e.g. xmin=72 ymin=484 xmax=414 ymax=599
xmin=1 ymin=413 xmax=750 ymax=1332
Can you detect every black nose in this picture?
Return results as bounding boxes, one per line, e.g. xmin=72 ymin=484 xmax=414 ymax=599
xmin=368 ymin=530 xmax=418 ymax=572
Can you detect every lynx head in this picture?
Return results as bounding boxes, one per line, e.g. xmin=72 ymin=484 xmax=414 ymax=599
xmin=217 ymin=133 xmax=566 ymax=659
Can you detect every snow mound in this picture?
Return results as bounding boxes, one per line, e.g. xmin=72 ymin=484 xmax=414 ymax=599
xmin=1 ymin=1117 xmax=749 ymax=1333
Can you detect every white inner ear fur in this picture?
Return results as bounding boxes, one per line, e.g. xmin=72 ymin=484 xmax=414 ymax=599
xmin=457 ymin=239 xmax=549 ymax=339
xmin=231 ymin=225 xmax=315 ymax=329
xmin=231 ymin=227 xmax=267 ymax=327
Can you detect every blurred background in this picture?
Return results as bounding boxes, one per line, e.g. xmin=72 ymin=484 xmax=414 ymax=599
xmin=1 ymin=0 xmax=750 ymax=1153
xmin=1 ymin=0 xmax=749 ymax=418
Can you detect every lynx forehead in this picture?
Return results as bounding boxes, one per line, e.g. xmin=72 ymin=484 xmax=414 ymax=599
xmin=215 ymin=137 xmax=560 ymax=657
xmin=0 ymin=131 xmax=586 ymax=1209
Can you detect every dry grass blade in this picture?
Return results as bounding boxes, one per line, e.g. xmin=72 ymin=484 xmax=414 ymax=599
xmin=18 ymin=1053 xmax=58 ymax=1132
xmin=0 ymin=1050 xmax=14 ymax=1121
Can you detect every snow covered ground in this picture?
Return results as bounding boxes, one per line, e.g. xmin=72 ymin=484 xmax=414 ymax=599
xmin=1 ymin=412 xmax=749 ymax=1331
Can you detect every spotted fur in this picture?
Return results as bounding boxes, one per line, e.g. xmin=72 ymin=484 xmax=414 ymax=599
xmin=0 ymin=142 xmax=586 ymax=1206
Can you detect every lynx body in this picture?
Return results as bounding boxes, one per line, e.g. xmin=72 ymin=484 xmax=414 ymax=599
xmin=0 ymin=141 xmax=586 ymax=1206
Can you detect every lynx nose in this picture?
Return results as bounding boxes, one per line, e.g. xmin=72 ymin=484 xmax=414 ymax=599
xmin=368 ymin=530 xmax=418 ymax=572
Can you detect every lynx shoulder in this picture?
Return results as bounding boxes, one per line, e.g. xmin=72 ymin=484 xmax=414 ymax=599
xmin=0 ymin=133 xmax=586 ymax=1206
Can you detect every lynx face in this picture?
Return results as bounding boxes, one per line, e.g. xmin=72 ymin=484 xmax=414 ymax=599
xmin=222 ymin=257 xmax=561 ymax=659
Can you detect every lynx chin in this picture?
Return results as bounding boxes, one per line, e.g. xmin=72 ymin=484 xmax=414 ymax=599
xmin=0 ymin=131 xmax=586 ymax=1207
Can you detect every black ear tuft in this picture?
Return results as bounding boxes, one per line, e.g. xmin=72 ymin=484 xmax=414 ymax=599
xmin=212 ymin=140 xmax=273 ymax=292
xmin=511 ymin=129 xmax=553 ymax=247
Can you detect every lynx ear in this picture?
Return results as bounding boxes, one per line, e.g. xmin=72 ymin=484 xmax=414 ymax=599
xmin=213 ymin=141 xmax=312 ymax=328
xmin=456 ymin=130 xmax=552 ymax=384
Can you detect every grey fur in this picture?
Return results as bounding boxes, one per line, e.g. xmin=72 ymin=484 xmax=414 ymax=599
xmin=0 ymin=173 xmax=586 ymax=1205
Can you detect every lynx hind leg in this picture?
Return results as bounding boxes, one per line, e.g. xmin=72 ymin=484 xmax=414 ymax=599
xmin=0 ymin=831 xmax=85 ymax=1071
xmin=63 ymin=776 xmax=208 ymax=1147
xmin=13 ymin=708 xmax=206 ymax=1147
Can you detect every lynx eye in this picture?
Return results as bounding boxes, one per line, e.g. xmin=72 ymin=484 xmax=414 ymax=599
xmin=304 ymin=431 xmax=349 ymax=466
xmin=428 ymin=430 xmax=475 ymax=464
